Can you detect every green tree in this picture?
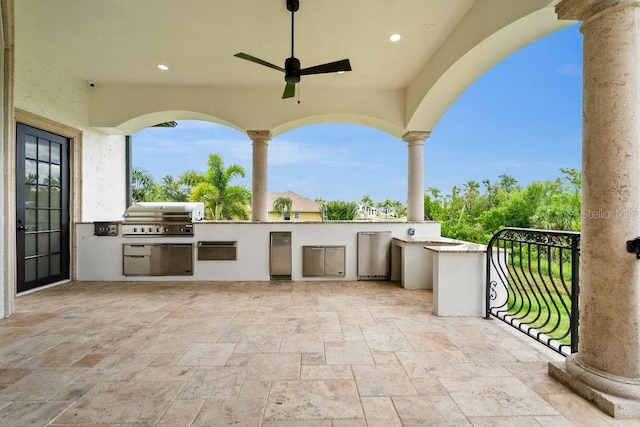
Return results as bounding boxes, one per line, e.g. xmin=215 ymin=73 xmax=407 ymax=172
xmin=325 ymin=200 xmax=358 ymax=220
xmin=157 ymin=175 xmax=188 ymax=202
xmin=378 ymin=199 xmax=395 ymax=218
xmin=391 ymin=200 xmax=407 ymax=218
xmin=424 ymin=187 xmax=445 ymax=221
xmin=359 ymin=195 xmax=374 ymax=219
xmin=531 ymin=168 xmax=581 ymax=231
xmin=423 ymin=169 xmax=582 ymax=243
xmin=131 ymin=167 xmax=158 ymax=202
xmin=273 ymin=196 xmax=293 ymax=220
xmin=498 ymin=174 xmax=519 ymax=192
xmin=180 ymin=153 xmax=251 ymax=220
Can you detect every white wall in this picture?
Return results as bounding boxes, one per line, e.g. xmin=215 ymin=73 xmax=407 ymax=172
xmin=76 ymin=221 xmax=441 ymax=282
xmin=15 ymin=48 xmax=127 ymax=221
xmin=0 ymin=14 xmax=5 ymax=318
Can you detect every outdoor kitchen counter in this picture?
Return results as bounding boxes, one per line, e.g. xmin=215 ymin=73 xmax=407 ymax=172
xmin=391 ymin=236 xmax=466 ymax=290
xmin=424 ymin=242 xmax=488 ymax=317
xmin=76 ymin=221 xmax=442 ymax=282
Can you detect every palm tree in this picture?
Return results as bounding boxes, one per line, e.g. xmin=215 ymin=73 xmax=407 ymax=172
xmin=158 ymin=175 xmax=188 ymax=202
xmin=273 ymin=196 xmax=293 ymax=220
xmin=179 ymin=153 xmax=251 ymax=220
xmin=391 ymin=200 xmax=407 ymax=218
xmin=131 ymin=167 xmax=158 ymax=202
xmin=378 ymin=199 xmax=394 ymax=218
xmin=360 ymin=195 xmax=374 ymax=219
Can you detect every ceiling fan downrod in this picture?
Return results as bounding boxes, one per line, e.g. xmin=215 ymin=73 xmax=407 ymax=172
xmin=288 ymin=0 xmax=298 ymax=58
xmin=285 ymin=0 xmax=300 ymax=84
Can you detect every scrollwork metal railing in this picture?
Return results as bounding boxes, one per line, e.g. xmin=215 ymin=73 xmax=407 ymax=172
xmin=485 ymin=227 xmax=580 ymax=356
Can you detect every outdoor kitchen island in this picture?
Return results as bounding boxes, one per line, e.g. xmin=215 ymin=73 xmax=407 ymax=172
xmin=391 ymin=236 xmax=466 ymax=290
xmin=392 ymin=236 xmax=489 ymax=316
xmin=76 ymin=219 xmax=442 ymax=282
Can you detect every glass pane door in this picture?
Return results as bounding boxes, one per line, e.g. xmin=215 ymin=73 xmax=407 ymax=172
xmin=16 ymin=123 xmax=69 ymax=292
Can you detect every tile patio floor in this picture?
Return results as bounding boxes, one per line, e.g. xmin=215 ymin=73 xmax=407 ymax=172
xmin=0 ymin=280 xmax=636 ymax=426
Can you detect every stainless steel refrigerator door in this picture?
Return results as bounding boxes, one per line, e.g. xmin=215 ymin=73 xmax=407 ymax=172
xmin=357 ymin=231 xmax=392 ymax=278
xmin=270 ymin=232 xmax=292 ymax=279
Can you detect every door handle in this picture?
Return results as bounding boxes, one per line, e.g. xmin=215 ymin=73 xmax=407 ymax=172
xmin=17 ymin=225 xmax=27 ymax=231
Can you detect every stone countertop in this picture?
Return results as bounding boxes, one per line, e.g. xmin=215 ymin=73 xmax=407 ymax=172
xmin=393 ymin=236 xmax=462 ymax=244
xmin=423 ymin=242 xmax=487 ymax=253
xmin=79 ymin=220 xmax=440 ymax=225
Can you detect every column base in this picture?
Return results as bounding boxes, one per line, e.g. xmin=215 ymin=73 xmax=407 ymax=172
xmin=549 ymin=358 xmax=640 ymax=418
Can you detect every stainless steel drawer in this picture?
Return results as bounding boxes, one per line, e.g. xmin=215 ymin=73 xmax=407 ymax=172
xmin=198 ymin=241 xmax=237 ymax=260
xmin=123 ymin=243 xmax=192 ymax=276
xmin=123 ymin=255 xmax=151 ymax=275
xmin=123 ymin=244 xmax=151 ymax=256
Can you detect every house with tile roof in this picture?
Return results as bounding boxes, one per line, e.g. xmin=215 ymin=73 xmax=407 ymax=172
xmin=267 ymin=191 xmax=322 ymax=221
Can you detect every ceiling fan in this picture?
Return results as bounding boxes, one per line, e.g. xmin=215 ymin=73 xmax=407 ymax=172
xmin=234 ymin=0 xmax=352 ymax=99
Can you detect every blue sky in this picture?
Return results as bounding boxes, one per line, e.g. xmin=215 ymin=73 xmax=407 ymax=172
xmin=133 ymin=24 xmax=582 ymax=204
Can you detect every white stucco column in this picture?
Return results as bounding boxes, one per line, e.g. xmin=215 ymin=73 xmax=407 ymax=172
xmin=550 ymin=0 xmax=640 ymax=418
xmin=248 ymin=130 xmax=271 ymax=222
xmin=403 ymin=131 xmax=430 ymax=222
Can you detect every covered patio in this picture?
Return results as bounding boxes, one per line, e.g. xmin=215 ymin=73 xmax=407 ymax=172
xmin=0 ymin=280 xmax=618 ymax=426
xmin=5 ymin=0 xmax=640 ymax=421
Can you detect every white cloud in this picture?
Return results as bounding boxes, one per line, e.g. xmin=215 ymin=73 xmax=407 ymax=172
xmin=269 ymin=139 xmax=377 ymax=168
xmin=135 ymin=137 xmax=194 ymax=155
xmin=558 ymin=63 xmax=582 ymax=77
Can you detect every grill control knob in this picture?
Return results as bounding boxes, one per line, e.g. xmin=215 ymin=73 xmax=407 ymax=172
xmin=133 ymin=227 xmax=138 ymax=232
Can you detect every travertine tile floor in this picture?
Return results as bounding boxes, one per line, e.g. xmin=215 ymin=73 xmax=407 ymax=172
xmin=0 ymin=280 xmax=637 ymax=426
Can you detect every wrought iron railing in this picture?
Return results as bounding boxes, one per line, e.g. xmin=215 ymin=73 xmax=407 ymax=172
xmin=485 ymin=227 xmax=580 ymax=356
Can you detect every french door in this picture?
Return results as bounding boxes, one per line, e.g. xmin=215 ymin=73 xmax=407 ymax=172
xmin=16 ymin=123 xmax=70 ymax=292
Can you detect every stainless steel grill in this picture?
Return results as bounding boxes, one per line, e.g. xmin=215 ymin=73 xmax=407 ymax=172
xmin=121 ymin=202 xmax=204 ymax=236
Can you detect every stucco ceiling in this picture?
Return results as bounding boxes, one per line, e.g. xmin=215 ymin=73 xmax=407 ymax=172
xmin=15 ymin=0 xmax=570 ymax=136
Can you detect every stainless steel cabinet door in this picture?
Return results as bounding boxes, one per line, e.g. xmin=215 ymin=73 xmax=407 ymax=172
xmin=303 ymin=246 xmax=325 ymax=277
xmin=324 ymin=246 xmax=345 ymax=277
xmin=168 ymin=244 xmax=193 ymax=275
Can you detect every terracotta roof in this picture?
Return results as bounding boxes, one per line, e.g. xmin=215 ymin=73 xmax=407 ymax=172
xmin=267 ymin=191 xmax=320 ymax=213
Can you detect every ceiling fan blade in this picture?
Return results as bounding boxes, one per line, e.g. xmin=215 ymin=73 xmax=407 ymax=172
xmin=300 ymin=59 xmax=352 ymax=76
xmin=282 ymin=82 xmax=296 ymax=99
xmin=234 ymin=52 xmax=285 ymax=72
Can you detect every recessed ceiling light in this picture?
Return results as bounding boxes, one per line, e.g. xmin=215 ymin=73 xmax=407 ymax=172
xmin=158 ymin=64 xmax=169 ymax=71
xmin=389 ymin=34 xmax=401 ymax=42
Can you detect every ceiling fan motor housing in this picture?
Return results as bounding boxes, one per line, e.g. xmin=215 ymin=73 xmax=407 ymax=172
xmin=287 ymin=0 xmax=299 ymax=12
xmin=285 ymin=57 xmax=301 ymax=83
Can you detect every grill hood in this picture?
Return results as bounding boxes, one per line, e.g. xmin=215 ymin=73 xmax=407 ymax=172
xmin=123 ymin=202 xmax=205 ymax=223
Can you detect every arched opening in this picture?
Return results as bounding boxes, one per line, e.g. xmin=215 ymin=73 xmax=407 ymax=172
xmin=130 ymin=119 xmax=410 ymax=221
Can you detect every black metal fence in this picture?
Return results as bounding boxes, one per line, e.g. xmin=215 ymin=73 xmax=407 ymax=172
xmin=485 ymin=227 xmax=580 ymax=356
